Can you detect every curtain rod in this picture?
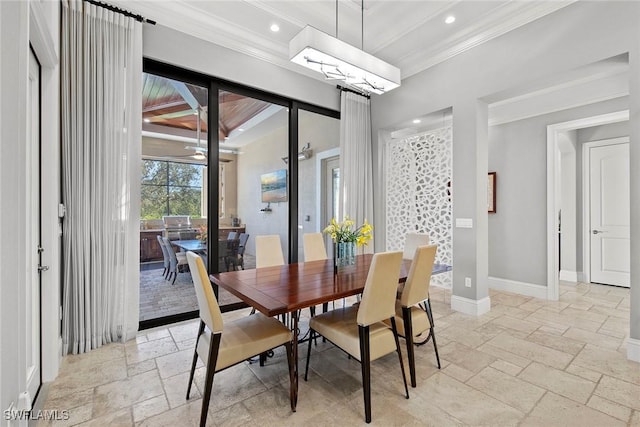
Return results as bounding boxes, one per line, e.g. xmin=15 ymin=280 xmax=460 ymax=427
xmin=83 ymin=0 xmax=156 ymax=24
xmin=336 ymin=85 xmax=370 ymax=99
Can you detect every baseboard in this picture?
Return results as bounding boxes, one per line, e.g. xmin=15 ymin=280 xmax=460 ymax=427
xmin=627 ymin=337 xmax=640 ymax=363
xmin=488 ymin=276 xmax=547 ymax=300
xmin=559 ymin=270 xmax=578 ymax=282
xmin=451 ymin=295 xmax=491 ymax=316
xmin=577 ymin=271 xmax=585 ymax=283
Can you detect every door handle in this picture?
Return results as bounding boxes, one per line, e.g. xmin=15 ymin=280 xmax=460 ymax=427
xmin=38 ymin=265 xmax=49 ymax=272
xmin=592 ymin=230 xmax=607 ymax=235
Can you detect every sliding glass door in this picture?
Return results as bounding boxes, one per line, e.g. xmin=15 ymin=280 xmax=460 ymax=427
xmin=214 ymin=88 xmax=289 ymax=309
xmin=141 ymin=58 xmax=339 ymax=325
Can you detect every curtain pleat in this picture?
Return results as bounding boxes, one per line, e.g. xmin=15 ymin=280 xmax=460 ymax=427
xmin=339 ymin=91 xmax=375 ymax=253
xmin=61 ymin=0 xmax=141 ymax=355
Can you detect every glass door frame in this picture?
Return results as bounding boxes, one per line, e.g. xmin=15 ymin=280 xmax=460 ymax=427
xmin=143 ymin=58 xmax=339 ymax=319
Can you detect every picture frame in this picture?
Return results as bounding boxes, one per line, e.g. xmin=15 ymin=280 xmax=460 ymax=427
xmin=488 ymin=172 xmax=496 ymax=213
xmin=260 ymin=169 xmax=288 ymax=203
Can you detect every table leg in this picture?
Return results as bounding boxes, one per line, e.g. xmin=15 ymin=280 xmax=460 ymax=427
xmin=291 ymin=310 xmax=299 ymax=410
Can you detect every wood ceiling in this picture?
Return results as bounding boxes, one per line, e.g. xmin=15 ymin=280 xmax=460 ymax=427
xmin=142 ymin=73 xmax=272 ymax=141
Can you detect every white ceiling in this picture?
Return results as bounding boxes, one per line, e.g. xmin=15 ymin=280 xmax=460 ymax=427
xmin=113 ymin=0 xmax=575 ymax=84
xmin=123 ymin=0 xmax=628 ymax=137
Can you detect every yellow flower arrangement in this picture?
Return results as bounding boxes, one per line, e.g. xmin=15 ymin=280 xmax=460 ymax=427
xmin=323 ymin=216 xmax=373 ymax=247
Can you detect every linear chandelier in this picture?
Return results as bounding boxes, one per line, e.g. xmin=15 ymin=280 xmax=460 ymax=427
xmin=289 ymin=24 xmax=401 ymax=95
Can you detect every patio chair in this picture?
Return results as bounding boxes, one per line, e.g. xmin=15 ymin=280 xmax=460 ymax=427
xmin=157 ymin=235 xmax=170 ymax=279
xmin=162 ymin=237 xmax=188 ymax=285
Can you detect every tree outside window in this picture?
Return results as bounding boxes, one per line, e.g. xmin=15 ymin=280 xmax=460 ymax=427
xmin=141 ymin=160 xmax=204 ymax=219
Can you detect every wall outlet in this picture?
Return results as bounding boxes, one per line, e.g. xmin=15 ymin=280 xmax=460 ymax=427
xmin=465 ymin=277 xmax=472 ymax=288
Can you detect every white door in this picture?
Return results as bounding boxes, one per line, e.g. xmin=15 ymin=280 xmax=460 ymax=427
xmin=322 ymin=156 xmax=340 ymax=257
xmin=589 ymin=141 xmax=630 ymax=287
xmin=26 ymin=49 xmax=42 ymax=400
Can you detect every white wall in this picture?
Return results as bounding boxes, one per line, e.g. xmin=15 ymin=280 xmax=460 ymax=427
xmin=297 ymin=110 xmax=340 ymax=260
xmin=371 ymin=0 xmax=640 ymax=344
xmin=143 ymin=24 xmax=339 ymax=112
xmin=236 ymin=111 xmax=289 ymax=258
xmin=488 ymin=97 xmax=628 ymax=286
xmin=1 ymin=0 xmax=61 ymax=413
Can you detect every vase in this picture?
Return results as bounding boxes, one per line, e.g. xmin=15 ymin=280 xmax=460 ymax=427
xmin=334 ymin=241 xmax=356 ymax=272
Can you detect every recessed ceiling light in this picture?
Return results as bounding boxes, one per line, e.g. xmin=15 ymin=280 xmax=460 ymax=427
xmin=270 ymin=23 xmax=280 ymax=32
xmin=412 ymin=119 xmax=421 ymax=124
xmin=143 ymin=118 xmax=151 ymax=123
xmin=445 ymin=15 xmax=456 ymax=24
xmin=238 ymin=128 xmax=244 ymax=132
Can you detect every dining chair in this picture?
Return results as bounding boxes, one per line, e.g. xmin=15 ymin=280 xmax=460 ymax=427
xmin=255 ymin=235 xmax=285 ymax=268
xmin=227 ymin=233 xmax=250 ymax=271
xmin=304 ymin=251 xmax=409 ymax=423
xmin=402 ymin=232 xmax=429 ymax=260
xmin=387 ymin=244 xmax=440 ymax=388
xmin=156 ymin=235 xmax=170 ymax=279
xmin=402 ymin=232 xmax=435 ymax=337
xmin=162 ymin=237 xmax=188 ymax=285
xmin=185 ymin=252 xmax=295 ymax=427
xmin=303 ymin=232 xmax=327 ymax=261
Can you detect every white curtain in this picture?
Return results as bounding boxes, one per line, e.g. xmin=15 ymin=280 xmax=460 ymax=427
xmin=339 ymin=91 xmax=375 ymax=253
xmin=61 ymin=0 xmax=142 ymax=354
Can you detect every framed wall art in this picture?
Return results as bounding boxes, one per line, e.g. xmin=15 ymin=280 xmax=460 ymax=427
xmin=488 ymin=172 xmax=496 ymax=213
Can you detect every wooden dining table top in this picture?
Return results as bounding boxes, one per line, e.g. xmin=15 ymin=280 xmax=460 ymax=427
xmin=208 ymin=254 xmax=447 ymax=317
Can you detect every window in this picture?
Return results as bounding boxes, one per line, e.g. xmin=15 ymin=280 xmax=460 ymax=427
xmin=141 ymin=159 xmax=205 ymax=219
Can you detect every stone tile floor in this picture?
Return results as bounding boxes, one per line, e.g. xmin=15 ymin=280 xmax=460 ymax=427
xmin=39 ymin=282 xmax=638 ymax=426
xmin=139 ymin=254 xmax=256 ymax=321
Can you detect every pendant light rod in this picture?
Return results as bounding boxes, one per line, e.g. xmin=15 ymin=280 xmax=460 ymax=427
xmin=361 ymin=0 xmax=364 ymax=50
xmin=336 ymin=0 xmax=338 ymax=38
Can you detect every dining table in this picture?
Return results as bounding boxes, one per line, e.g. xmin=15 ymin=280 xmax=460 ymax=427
xmin=171 ymin=239 xmax=207 ymax=253
xmin=209 ymin=253 xmax=451 ymax=411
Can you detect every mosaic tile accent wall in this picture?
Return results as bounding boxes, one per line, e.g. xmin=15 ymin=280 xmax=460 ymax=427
xmin=385 ymin=126 xmax=452 ymax=288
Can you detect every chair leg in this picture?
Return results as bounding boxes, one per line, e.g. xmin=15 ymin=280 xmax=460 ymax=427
xmin=162 ymin=267 xmax=167 ymax=278
xmin=358 ymin=325 xmax=372 ymax=423
xmin=402 ymin=307 xmax=417 ymax=387
xmin=171 ymin=271 xmax=177 ymax=285
xmin=199 ymin=333 xmax=221 ymax=427
xmin=285 ymin=341 xmax=296 ymax=412
xmin=186 ymin=321 xmax=206 ymax=399
xmin=431 ymin=325 xmax=441 ymax=369
xmin=390 ymin=317 xmax=410 ymax=399
xmin=304 ymin=329 xmax=314 ymax=381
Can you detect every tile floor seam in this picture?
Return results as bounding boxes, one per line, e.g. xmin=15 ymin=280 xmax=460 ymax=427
xmin=585 ymin=373 xmax=636 ymax=424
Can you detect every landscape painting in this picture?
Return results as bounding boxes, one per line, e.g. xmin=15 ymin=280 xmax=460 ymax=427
xmin=261 ymin=169 xmax=288 ymax=203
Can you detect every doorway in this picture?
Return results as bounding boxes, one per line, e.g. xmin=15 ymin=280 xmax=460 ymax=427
xmin=546 ymin=110 xmax=629 ymax=299
xmin=322 ymin=156 xmax=340 ymax=257
xmin=26 ymin=48 xmax=42 ymax=402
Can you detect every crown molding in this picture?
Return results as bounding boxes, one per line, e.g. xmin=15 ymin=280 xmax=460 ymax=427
xmin=121 ymin=0 xmax=576 ymax=85
xmin=400 ymin=0 xmax=576 ymax=79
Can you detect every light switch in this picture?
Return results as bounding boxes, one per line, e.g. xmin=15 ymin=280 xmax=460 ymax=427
xmin=455 ymin=218 xmax=473 ymax=228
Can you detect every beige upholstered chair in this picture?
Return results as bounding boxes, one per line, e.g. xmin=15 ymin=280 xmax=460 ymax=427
xmin=303 ymin=232 xmax=328 ymax=261
xmin=388 ymin=244 xmax=440 ymax=388
xmin=255 ymin=235 xmax=285 ymax=268
xmin=304 ymin=251 xmax=409 ymax=423
xmin=185 ymin=252 xmax=295 ymax=427
xmin=402 ymin=232 xmax=429 ymax=260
